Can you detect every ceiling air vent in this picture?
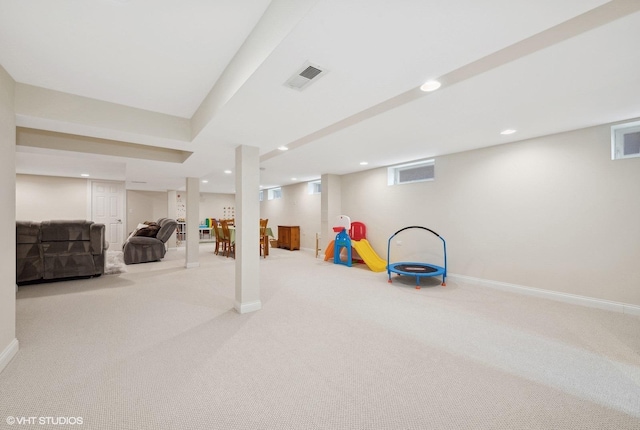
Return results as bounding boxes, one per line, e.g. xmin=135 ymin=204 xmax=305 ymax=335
xmin=284 ymin=61 xmax=328 ymax=91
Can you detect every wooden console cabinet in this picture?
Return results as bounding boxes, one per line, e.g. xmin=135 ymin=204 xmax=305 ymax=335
xmin=277 ymin=225 xmax=300 ymax=250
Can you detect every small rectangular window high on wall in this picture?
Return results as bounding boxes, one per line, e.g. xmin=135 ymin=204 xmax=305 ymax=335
xmin=267 ymin=187 xmax=282 ymax=200
xmin=611 ymin=120 xmax=640 ymax=160
xmin=307 ymin=180 xmax=321 ymax=194
xmin=387 ymin=159 xmax=435 ymax=185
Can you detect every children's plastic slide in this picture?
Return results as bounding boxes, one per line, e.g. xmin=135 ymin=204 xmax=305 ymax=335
xmin=324 ymin=240 xmax=335 ymax=260
xmin=323 ymin=239 xmax=387 ymax=272
xmin=323 ymin=217 xmax=387 ymax=272
xmin=351 ymin=239 xmax=387 ymax=272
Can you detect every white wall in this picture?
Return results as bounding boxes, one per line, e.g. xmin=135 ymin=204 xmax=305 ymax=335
xmin=16 ymin=174 xmax=89 ymax=221
xmin=341 ymin=123 xmax=640 ymax=306
xmin=15 ymin=178 xmax=231 ymax=242
xmin=174 ymin=192 xmax=236 ymax=223
xmin=126 ymin=190 xmax=168 ymax=234
xmin=261 ymin=182 xmax=321 ymax=250
xmin=200 ymin=192 xmax=236 ymax=222
xmin=0 ymin=65 xmax=17 ymax=373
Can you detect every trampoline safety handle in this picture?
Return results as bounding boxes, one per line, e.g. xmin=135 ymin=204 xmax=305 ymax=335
xmin=389 ymin=226 xmax=440 ymax=239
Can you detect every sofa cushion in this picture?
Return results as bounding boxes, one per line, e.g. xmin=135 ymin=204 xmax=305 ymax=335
xmin=41 ymin=220 xmax=93 ymax=242
xmin=126 ymin=236 xmax=161 ymax=245
xmin=43 ymin=252 xmax=96 ymax=279
xmin=42 ymin=240 xmax=92 ymax=254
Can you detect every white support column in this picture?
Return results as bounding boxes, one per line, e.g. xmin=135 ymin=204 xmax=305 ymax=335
xmin=185 ymin=178 xmax=200 ymax=268
xmin=321 ymin=174 xmax=342 ymax=251
xmin=234 ymin=145 xmax=261 ymax=314
xmin=167 ymin=190 xmax=178 ymax=249
xmin=0 ymin=65 xmax=18 ymax=374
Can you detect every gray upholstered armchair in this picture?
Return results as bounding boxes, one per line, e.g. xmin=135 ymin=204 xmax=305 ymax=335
xmin=122 ymin=218 xmax=177 ymax=265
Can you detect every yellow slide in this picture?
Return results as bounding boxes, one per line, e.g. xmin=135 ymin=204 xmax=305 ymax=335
xmin=323 ymin=240 xmax=335 ymax=261
xmin=352 ymin=239 xmax=387 ymax=272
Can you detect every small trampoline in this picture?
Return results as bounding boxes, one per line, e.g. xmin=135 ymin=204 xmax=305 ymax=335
xmin=387 ymin=226 xmax=447 ymax=289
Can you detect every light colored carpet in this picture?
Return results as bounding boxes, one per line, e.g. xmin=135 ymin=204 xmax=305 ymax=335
xmin=1 ymin=244 xmax=639 ymax=429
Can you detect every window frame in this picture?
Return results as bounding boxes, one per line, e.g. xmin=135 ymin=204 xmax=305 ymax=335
xmin=387 ymin=159 xmax=435 ymax=186
xmin=307 ymin=180 xmax=322 ymax=195
xmin=267 ymin=187 xmax=282 ymax=200
xmin=611 ymin=120 xmax=640 ymax=160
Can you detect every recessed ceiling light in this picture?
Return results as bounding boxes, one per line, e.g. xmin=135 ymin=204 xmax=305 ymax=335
xmin=420 ymin=80 xmax=441 ymax=92
xmin=291 ymin=177 xmax=297 ymax=181
xmin=278 ymin=146 xmax=289 ymax=151
xmin=360 ymin=161 xmax=368 ymax=166
xmin=224 ymin=170 xmax=232 ymax=174
xmin=80 ymin=173 xmax=90 ymax=177
xmin=500 ymin=129 xmax=517 ymax=135
xmin=202 ymin=180 xmax=209 ymax=183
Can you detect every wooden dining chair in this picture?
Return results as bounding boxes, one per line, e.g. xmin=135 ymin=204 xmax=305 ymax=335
xmin=211 ymin=219 xmax=221 ymax=255
xmin=260 ymin=218 xmax=269 ymax=258
xmin=220 ymin=219 xmax=234 ymax=258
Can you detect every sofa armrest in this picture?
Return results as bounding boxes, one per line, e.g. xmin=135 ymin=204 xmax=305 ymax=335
xmin=90 ymin=223 xmax=106 ymax=255
xmin=125 ymin=236 xmax=162 ymax=246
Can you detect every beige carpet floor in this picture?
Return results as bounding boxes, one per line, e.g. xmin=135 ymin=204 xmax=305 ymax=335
xmin=1 ymin=244 xmax=639 ymax=429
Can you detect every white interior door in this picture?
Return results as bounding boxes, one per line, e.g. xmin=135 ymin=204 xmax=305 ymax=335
xmin=92 ymin=181 xmax=125 ymax=250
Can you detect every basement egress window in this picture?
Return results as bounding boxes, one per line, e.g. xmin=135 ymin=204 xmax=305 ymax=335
xmin=388 ymin=159 xmax=435 ymax=185
xmin=611 ymin=120 xmax=640 ymax=160
xmin=307 ymin=180 xmax=321 ymax=194
xmin=267 ymin=187 xmax=282 ymax=200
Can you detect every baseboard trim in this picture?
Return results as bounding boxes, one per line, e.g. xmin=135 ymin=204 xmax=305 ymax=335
xmin=234 ymin=300 xmax=262 ymax=314
xmin=449 ymin=274 xmax=640 ymax=316
xmin=0 ymin=338 xmax=19 ymax=374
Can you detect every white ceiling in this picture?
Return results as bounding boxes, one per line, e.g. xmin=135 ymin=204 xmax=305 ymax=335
xmin=2 ymin=0 xmax=640 ymax=194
